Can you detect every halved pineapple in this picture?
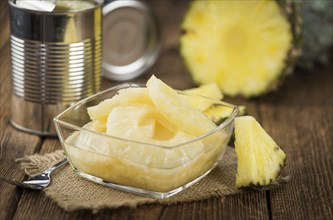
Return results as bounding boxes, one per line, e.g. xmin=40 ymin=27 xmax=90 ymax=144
xmin=181 ymin=0 xmax=300 ymax=97
xmin=234 ymin=116 xmax=286 ymax=188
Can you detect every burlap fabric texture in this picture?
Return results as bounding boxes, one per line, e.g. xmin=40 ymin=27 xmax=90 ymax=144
xmin=16 ymin=147 xmax=241 ymax=212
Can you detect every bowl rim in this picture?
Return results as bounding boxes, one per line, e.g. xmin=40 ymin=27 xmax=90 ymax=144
xmin=53 ymin=83 xmax=239 ymax=149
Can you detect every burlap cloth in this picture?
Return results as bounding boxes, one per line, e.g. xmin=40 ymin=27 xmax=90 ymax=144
xmin=16 ymin=147 xmax=241 ymax=212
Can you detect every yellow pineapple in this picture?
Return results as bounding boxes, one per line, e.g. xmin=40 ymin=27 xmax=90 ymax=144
xmin=106 ymin=104 xmax=177 ymax=141
xmin=234 ymin=116 xmax=286 ymax=188
xmin=181 ymin=83 xmax=223 ymax=111
xmin=205 ymin=105 xmax=246 ymax=124
xmin=65 ymin=76 xmax=231 ymax=192
xmin=180 ymin=0 xmax=301 ymax=97
xmin=146 ymin=75 xmax=217 ymax=137
xmin=106 ymin=105 xmax=157 ymax=139
xmin=84 ymin=118 xmax=106 ymax=133
xmin=87 ymin=87 xmax=152 ymax=121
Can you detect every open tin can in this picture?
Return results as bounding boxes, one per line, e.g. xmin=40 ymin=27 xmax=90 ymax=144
xmin=8 ymin=0 xmax=160 ymax=136
xmin=9 ymin=0 xmax=103 ymax=136
xmin=102 ymin=0 xmax=160 ymax=81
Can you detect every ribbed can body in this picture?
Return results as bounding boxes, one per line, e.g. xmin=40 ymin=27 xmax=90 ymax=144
xmin=10 ymin=36 xmax=101 ymax=104
xmin=9 ymin=0 xmax=102 ymax=136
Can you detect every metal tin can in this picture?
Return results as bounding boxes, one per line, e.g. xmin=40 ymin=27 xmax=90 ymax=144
xmin=9 ymin=0 xmax=103 ymax=136
xmin=102 ymin=0 xmax=160 ymax=81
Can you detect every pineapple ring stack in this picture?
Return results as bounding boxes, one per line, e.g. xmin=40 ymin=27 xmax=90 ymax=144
xmin=180 ymin=0 xmax=301 ymax=97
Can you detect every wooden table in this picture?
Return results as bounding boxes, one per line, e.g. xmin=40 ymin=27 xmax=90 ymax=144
xmin=1 ymin=1 xmax=332 ymax=219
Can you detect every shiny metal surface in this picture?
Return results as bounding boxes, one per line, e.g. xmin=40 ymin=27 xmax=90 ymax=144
xmin=102 ymin=0 xmax=160 ymax=81
xmin=8 ymin=0 xmax=102 ymax=136
xmin=0 ymin=158 xmax=68 ymax=190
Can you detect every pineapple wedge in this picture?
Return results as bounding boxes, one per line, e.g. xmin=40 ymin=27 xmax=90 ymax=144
xmin=234 ymin=116 xmax=286 ymax=188
xmin=70 ymin=126 xmax=205 ymax=169
xmin=147 ymin=75 xmax=216 ymax=137
xmin=106 ymin=105 xmax=157 ymax=139
xmin=181 ymin=83 xmax=223 ymax=111
xmin=87 ymin=87 xmax=151 ymax=121
xmin=106 ymin=105 xmax=177 ymax=141
xmin=85 ymin=118 xmax=106 ymax=133
xmin=180 ymin=0 xmax=299 ymax=97
xmin=205 ymin=105 xmax=246 ymax=124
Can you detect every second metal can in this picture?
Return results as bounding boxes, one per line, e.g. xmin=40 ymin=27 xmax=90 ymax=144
xmin=102 ymin=0 xmax=160 ymax=81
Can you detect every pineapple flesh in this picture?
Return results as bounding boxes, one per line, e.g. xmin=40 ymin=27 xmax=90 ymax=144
xmin=234 ymin=116 xmax=286 ymax=188
xmin=181 ymin=83 xmax=223 ymax=112
xmin=181 ymin=0 xmax=299 ymax=97
xmin=65 ymin=76 xmax=231 ymax=192
xmin=146 ymin=75 xmax=217 ymax=137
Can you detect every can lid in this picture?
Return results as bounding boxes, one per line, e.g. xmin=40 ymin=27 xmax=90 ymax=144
xmin=102 ymin=0 xmax=160 ymax=81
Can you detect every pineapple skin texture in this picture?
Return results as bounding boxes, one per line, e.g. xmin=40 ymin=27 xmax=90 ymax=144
xmin=180 ymin=0 xmax=302 ymax=97
xmin=297 ymin=0 xmax=332 ymax=69
xmin=234 ymin=116 xmax=286 ymax=188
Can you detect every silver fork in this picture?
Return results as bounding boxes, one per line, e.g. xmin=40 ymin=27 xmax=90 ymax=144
xmin=0 ymin=158 xmax=68 ymax=190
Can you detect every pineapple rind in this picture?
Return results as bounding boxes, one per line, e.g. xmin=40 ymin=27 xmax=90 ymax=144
xmin=234 ymin=116 xmax=286 ymax=188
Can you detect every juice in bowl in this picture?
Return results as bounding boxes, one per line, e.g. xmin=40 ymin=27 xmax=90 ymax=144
xmin=54 ymin=76 xmax=238 ymax=198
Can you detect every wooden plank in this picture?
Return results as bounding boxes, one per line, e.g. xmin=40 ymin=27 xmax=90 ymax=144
xmin=156 ymin=194 xmax=269 ymax=220
xmin=258 ymin=65 xmax=333 ymax=219
xmin=14 ymin=194 xmax=164 ymax=220
xmin=0 ymin=1 xmax=10 ymax=51
xmin=0 ymin=30 xmax=41 ymax=219
xmin=0 ymin=124 xmax=41 ymax=220
xmin=0 ymin=8 xmax=42 ymax=220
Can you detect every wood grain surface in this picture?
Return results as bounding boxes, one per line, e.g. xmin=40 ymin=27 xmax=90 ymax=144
xmin=1 ymin=1 xmax=332 ymax=219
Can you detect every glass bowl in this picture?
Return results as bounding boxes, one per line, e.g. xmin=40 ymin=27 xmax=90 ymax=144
xmin=54 ymin=84 xmax=238 ymax=199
